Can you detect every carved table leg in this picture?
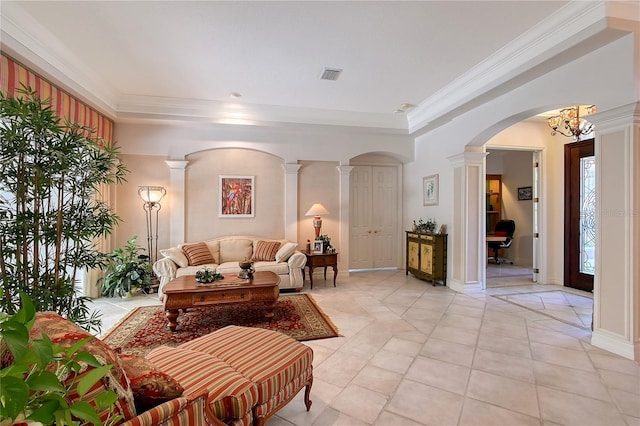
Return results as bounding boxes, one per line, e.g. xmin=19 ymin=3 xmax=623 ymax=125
xmin=166 ymin=309 xmax=179 ymax=332
xmin=304 ymin=377 xmax=313 ymax=411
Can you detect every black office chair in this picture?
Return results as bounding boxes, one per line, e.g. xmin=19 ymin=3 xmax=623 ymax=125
xmin=488 ymin=219 xmax=515 ymax=264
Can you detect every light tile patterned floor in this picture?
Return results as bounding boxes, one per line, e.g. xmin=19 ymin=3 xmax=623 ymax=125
xmin=92 ymin=269 xmax=640 ymax=426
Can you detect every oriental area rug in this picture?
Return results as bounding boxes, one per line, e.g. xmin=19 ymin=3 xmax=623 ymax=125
xmin=102 ymin=293 xmax=340 ymax=356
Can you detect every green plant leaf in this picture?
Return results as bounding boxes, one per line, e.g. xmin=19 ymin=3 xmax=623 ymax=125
xmin=25 ymin=399 xmax=60 ymax=424
xmin=0 ymin=319 xmax=29 ymax=361
xmin=31 ymin=336 xmax=55 ymax=369
xmin=26 ymin=370 xmax=66 ymax=393
xmin=73 ymin=350 xmax=102 ymax=368
xmin=70 ymin=400 xmax=103 ymax=426
xmin=65 ymin=336 xmax=94 ymax=358
xmin=94 ymin=390 xmax=118 ymax=409
xmin=0 ymin=375 xmax=29 ymax=421
xmin=76 ymin=364 xmax=113 ymax=397
xmin=13 ymin=291 xmax=36 ymax=325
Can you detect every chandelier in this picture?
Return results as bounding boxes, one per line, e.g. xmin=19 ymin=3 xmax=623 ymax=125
xmin=547 ymin=105 xmax=596 ymax=141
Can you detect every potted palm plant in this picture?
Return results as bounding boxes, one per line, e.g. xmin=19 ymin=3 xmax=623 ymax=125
xmin=0 ymin=87 xmax=127 ymax=333
xmin=99 ymin=236 xmax=153 ymax=298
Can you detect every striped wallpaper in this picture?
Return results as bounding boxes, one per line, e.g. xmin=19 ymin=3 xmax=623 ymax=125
xmin=0 ymin=53 xmax=114 ymax=143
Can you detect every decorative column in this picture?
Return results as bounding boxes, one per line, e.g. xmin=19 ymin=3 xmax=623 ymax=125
xmin=590 ymin=102 xmax=640 ymax=361
xmin=447 ymin=151 xmax=488 ymax=292
xmin=337 ymin=165 xmax=354 ymax=277
xmin=282 ymin=164 xmax=302 ymax=243
xmin=165 ymin=160 xmax=189 ymax=247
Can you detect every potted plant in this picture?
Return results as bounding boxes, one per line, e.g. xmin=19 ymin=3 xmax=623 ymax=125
xmin=414 ymin=218 xmax=437 ymax=234
xmin=0 ymin=87 xmax=127 ymax=333
xmin=195 ymin=267 xmax=224 ymax=284
xmin=99 ymin=236 xmax=153 ymax=298
xmin=0 ymin=291 xmax=121 ymax=425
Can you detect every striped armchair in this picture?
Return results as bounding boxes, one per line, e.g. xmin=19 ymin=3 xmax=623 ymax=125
xmin=26 ymin=313 xmax=210 ymax=426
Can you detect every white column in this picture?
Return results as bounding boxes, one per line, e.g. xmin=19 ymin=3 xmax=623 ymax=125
xmin=447 ymin=152 xmax=488 ymax=292
xmin=282 ymin=163 xmax=302 ymax=243
xmin=590 ymin=102 xmax=640 ymax=361
xmin=165 ymin=160 xmax=189 ymax=247
xmin=337 ymin=165 xmax=354 ymax=276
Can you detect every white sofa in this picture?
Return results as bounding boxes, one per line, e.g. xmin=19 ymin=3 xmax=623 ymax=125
xmin=153 ymin=236 xmax=306 ymax=299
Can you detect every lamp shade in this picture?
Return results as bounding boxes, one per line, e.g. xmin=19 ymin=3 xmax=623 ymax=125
xmin=305 ymin=203 xmax=329 ymax=217
xmin=138 ymin=186 xmax=166 ymax=204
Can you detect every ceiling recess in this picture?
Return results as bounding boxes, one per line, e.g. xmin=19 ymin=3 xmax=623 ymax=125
xmin=320 ymin=68 xmax=343 ymax=81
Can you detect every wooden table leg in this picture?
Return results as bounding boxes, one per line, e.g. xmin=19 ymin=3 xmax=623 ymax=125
xmin=308 ymin=266 xmax=314 ymax=289
xmin=264 ymin=301 xmax=276 ymax=319
xmin=166 ymin=309 xmax=179 ymax=332
xmin=332 ymin=266 xmax=337 ymax=287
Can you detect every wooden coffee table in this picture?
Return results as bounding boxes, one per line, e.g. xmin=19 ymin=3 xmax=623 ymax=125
xmin=162 ymin=271 xmax=280 ymax=332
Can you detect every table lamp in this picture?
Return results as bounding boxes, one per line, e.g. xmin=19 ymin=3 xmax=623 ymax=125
xmin=305 ymin=203 xmax=329 ymax=239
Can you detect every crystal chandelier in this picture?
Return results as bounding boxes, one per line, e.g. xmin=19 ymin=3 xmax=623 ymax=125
xmin=547 ymin=105 xmax=596 ymax=141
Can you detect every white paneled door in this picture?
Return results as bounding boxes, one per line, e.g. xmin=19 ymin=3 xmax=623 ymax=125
xmin=350 ymin=166 xmax=399 ymax=269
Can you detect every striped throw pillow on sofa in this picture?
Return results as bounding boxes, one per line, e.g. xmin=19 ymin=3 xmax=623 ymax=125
xmin=252 ymin=240 xmax=282 ymax=262
xmin=182 ymin=242 xmax=215 ymax=266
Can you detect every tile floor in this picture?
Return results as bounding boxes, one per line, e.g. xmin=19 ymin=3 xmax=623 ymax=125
xmin=92 ymin=269 xmax=640 ymax=426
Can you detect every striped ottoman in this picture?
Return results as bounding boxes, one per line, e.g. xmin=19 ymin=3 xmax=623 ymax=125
xmin=180 ymin=325 xmax=313 ymax=426
xmin=146 ymin=345 xmax=258 ymax=426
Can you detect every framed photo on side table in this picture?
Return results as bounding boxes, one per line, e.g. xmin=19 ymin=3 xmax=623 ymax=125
xmin=423 ymin=174 xmax=439 ymax=206
xmin=312 ymin=241 xmax=324 ymax=254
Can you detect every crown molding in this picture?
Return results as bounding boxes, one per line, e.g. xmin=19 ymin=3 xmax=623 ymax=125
xmin=407 ymin=0 xmax=609 ymax=134
xmin=117 ymin=94 xmax=409 ymax=131
xmin=1 ymin=3 xmax=119 ymax=118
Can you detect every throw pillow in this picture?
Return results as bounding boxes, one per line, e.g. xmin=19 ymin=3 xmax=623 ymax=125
xmin=252 ymin=240 xmax=282 ymax=262
xmin=275 ymin=242 xmax=298 ymax=262
xmin=119 ymin=354 xmax=184 ymax=413
xmin=181 ymin=242 xmax=215 ymax=266
xmin=159 ymin=247 xmax=189 ymax=268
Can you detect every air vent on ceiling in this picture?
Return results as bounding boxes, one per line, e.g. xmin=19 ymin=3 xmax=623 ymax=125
xmin=320 ymin=67 xmax=343 ymax=81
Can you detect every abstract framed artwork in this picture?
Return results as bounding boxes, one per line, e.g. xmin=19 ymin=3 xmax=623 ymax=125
xmin=219 ymin=175 xmax=254 ymax=218
xmin=423 ymin=174 xmax=439 ymax=206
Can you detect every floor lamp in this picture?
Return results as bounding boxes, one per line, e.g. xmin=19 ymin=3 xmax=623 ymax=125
xmin=138 ymin=186 xmax=166 ymax=264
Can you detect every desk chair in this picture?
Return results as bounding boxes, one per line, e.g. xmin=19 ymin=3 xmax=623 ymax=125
xmin=488 ymin=219 xmax=515 ymax=264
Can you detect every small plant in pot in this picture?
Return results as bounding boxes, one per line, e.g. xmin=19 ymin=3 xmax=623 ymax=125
xmin=195 ymin=267 xmax=224 ymax=284
xmin=99 ymin=236 xmax=153 ymax=298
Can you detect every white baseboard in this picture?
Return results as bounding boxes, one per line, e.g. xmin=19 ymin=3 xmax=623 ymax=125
xmin=591 ymin=329 xmax=640 ymax=362
xmin=449 ymin=279 xmax=481 ymax=293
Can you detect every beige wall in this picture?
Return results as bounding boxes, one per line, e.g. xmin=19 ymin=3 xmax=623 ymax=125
xmin=115 ymin=154 xmax=170 ymax=255
xmin=297 ymin=161 xmax=340 ymax=250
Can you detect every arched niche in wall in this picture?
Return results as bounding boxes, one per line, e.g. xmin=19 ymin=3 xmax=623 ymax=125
xmin=184 ymin=148 xmax=286 ymax=241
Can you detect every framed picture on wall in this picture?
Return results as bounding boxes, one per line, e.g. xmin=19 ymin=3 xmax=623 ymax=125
xmin=219 ymin=175 xmax=255 ymax=217
xmin=423 ymin=174 xmax=439 ymax=206
xmin=518 ymin=186 xmax=533 ymax=201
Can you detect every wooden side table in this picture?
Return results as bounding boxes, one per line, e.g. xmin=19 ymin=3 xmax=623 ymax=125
xmin=302 ymin=251 xmax=338 ymax=289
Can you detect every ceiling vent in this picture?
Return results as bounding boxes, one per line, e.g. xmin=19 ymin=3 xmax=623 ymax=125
xmin=320 ymin=68 xmax=343 ymax=81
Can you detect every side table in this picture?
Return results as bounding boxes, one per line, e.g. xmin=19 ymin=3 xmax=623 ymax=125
xmin=302 ymin=251 xmax=338 ymax=289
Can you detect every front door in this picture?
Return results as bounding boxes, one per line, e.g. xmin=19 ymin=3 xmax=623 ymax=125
xmin=564 ymin=139 xmax=595 ymax=292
